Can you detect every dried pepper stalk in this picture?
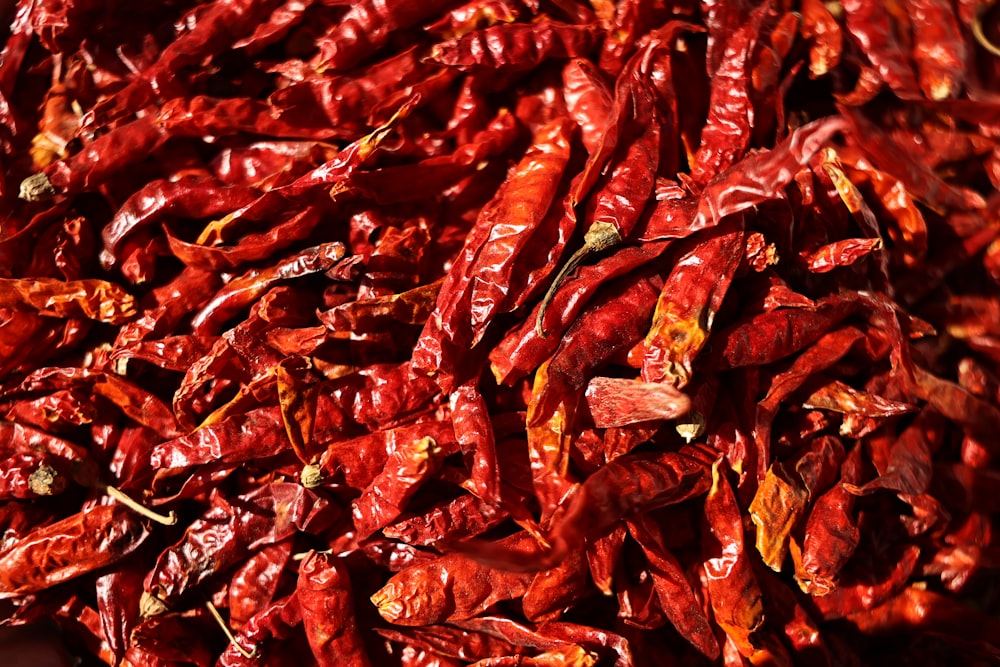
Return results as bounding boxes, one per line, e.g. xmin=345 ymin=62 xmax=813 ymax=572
xmin=1 ymin=0 xmax=999 ymax=664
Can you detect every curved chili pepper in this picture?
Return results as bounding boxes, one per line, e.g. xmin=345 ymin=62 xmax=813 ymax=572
xmin=0 ymin=504 xmax=148 ymax=598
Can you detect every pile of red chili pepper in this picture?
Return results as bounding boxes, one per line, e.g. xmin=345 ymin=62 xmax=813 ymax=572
xmin=2 ymin=0 xmax=1000 ymax=664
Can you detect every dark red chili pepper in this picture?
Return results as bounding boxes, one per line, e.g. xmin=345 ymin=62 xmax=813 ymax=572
xmin=490 ymin=240 xmax=670 ymax=386
xmin=792 ymin=443 xmax=865 ymax=596
xmin=141 ymin=482 xmax=336 ymax=615
xmin=527 ymin=268 xmax=662 ymax=427
xmin=227 ymin=540 xmax=292 ymax=630
xmin=535 ymin=38 xmax=676 ymax=330
xmin=431 ymin=21 xmax=597 ymax=72
xmin=190 ymin=242 xmax=345 ymax=336
xmin=217 ymin=593 xmax=302 ymax=667
xmin=640 ymin=217 xmax=744 ymax=388
xmin=628 ymin=516 xmax=719 ymax=659
xmin=691 ymin=2 xmax=768 ymax=185
xmin=101 ymin=176 xmax=260 ymax=270
xmin=383 ymin=494 xmax=509 ymax=546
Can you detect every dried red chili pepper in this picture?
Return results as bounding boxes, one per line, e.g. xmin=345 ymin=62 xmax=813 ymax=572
xmin=411 ymin=116 xmax=576 ymax=392
xmin=3 ymin=2 xmax=1000 ymax=665
xmin=101 ymin=176 xmax=260 ymax=270
xmin=791 ymin=443 xmax=865 ymax=596
xmin=640 ymin=217 xmax=744 ymax=388
xmin=372 ymin=532 xmax=538 ymax=626
xmin=691 ymin=2 xmax=768 ymax=184
xmin=297 ymin=551 xmax=372 ymax=666
xmin=19 ymin=116 xmax=167 ymax=200
xmin=227 ymin=540 xmax=291 ymax=630
xmin=628 ymin=516 xmax=719 ymax=658
xmin=189 ymin=242 xmax=345 ymax=335
xmin=527 ymin=269 xmax=662 ymax=427
xmin=141 ymin=483 xmax=336 ymax=615
xmin=0 ymin=504 xmax=148 ymax=598
xmin=535 ymin=39 xmax=674 ymax=329
xmin=490 ymin=240 xmax=669 ymax=385
xmin=702 ymin=460 xmax=789 ymax=663
xmin=383 ymin=494 xmax=509 ymax=547
xmin=352 ymin=435 xmax=443 ymax=538
xmin=216 ymin=593 xmax=302 ymax=667
xmin=431 ymin=21 xmax=597 ymax=72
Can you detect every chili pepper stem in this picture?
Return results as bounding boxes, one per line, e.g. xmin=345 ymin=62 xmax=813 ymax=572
xmin=139 ymin=591 xmax=169 ymax=618
xmin=28 ymin=465 xmax=67 ymax=496
xmin=301 ymin=464 xmax=323 ymax=488
xmin=535 ymin=221 xmax=621 ymax=336
xmin=19 ymin=172 xmax=57 ymax=201
xmin=292 ymin=548 xmax=333 ymax=561
xmin=104 ymin=485 xmax=178 ymax=525
xmin=974 ymin=4 xmax=1000 ymax=57
xmin=205 ymin=599 xmax=259 ymax=660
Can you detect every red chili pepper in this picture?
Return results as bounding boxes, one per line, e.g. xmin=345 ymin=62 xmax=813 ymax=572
xmin=217 ymin=593 xmax=302 ymax=667
xmin=371 ymin=532 xmax=538 ymax=626
xmin=227 ymin=540 xmax=291 ymax=630
xmin=628 ymin=516 xmax=720 ymax=659
xmin=297 ymin=551 xmax=372 ymax=666
xmin=4 ymin=2 xmax=1000 ymax=664
xmin=0 ymin=504 xmax=148 ymax=598
xmin=383 ymin=494 xmax=509 ymax=546
xmin=792 ymin=443 xmax=865 ymax=596
xmin=490 ymin=241 xmax=669 ymax=385
xmin=142 ymin=483 xmax=336 ymax=614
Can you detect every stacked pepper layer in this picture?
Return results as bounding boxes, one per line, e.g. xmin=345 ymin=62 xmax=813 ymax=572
xmin=2 ymin=0 xmax=1000 ymax=665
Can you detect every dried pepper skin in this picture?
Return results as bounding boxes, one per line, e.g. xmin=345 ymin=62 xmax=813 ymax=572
xmin=0 ymin=504 xmax=148 ymax=598
xmin=583 ymin=376 xmax=690 ymax=428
